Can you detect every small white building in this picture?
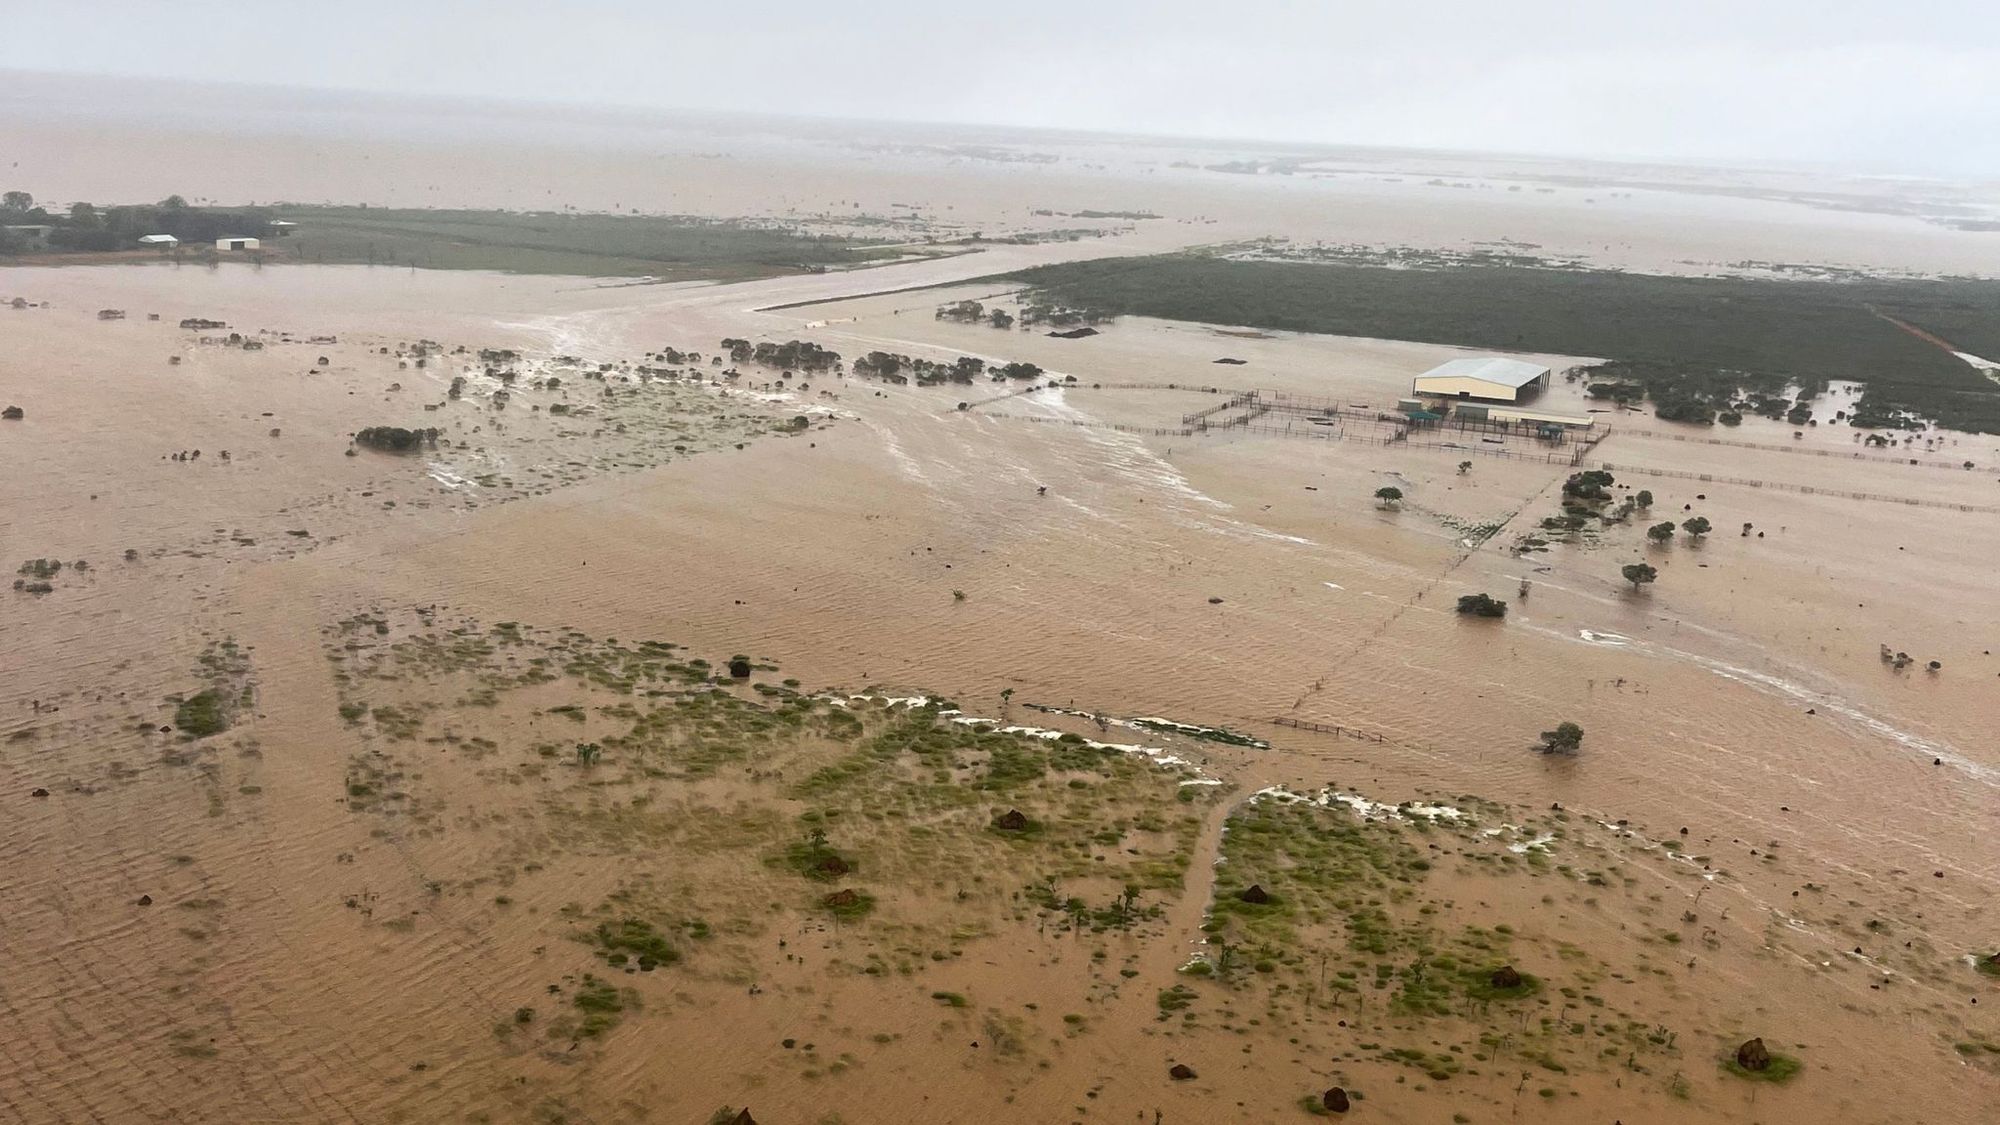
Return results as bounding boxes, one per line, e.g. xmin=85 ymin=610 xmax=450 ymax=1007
xmin=1412 ymin=357 xmax=1551 ymax=403
xmin=139 ymin=234 xmax=179 ymax=246
xmin=268 ymin=220 xmax=297 ymax=236
xmin=216 ymin=236 xmax=260 ymax=251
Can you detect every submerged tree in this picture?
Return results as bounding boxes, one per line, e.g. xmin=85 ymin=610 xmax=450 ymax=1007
xmin=1374 ymin=486 xmax=1403 ymax=509
xmin=1682 ymin=516 xmax=1712 ymax=539
xmin=1622 ymin=561 xmax=1658 ymax=591
xmin=1539 ymin=721 xmax=1584 ymax=754
xmin=1646 ymin=521 xmax=1677 ymax=544
xmin=1455 ymin=593 xmax=1508 ymax=618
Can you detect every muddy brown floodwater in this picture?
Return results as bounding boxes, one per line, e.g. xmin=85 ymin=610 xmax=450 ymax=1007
xmin=3 ymin=93 xmax=1999 ymax=1125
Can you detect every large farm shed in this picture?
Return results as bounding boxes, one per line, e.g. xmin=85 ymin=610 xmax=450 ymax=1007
xmin=1412 ymin=357 xmax=1551 ymax=403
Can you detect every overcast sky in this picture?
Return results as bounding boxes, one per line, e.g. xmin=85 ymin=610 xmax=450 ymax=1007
xmin=9 ymin=1 xmax=2000 ymax=175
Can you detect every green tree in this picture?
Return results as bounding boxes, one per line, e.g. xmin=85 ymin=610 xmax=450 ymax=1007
xmin=68 ymin=201 xmax=99 ymax=227
xmin=1682 ymin=516 xmax=1711 ymax=539
xmin=1539 ymin=722 xmax=1584 ymax=754
xmin=1374 ymin=486 xmax=1403 ymax=508
xmin=1455 ymin=593 xmax=1507 ymax=618
xmin=1 ymin=191 xmax=32 ymax=212
xmin=1622 ymin=562 xmax=1658 ymax=590
xmin=1646 ymin=521 xmax=1676 ymax=544
xmin=1635 ymin=490 xmax=1654 ymax=508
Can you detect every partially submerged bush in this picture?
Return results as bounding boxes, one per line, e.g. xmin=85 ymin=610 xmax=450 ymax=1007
xmin=1455 ymin=593 xmax=1507 ymax=618
xmin=352 ymin=426 xmax=441 ymax=453
xmin=1538 ymin=721 xmax=1583 ymax=754
xmin=174 ymin=690 xmax=229 ymax=738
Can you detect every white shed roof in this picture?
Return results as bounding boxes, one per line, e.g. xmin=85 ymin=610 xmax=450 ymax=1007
xmin=138 ymin=234 xmax=178 ymax=244
xmin=1415 ymin=357 xmax=1551 ymax=388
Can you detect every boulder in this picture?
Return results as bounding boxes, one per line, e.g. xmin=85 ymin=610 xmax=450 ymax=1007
xmin=29 ymin=787 xmax=48 ymax=798
xmin=137 ymin=894 xmax=153 ymax=906
xmin=1321 ymin=1086 xmax=1351 ymax=1113
xmin=1489 ymin=965 xmax=1524 ymax=990
xmin=993 ymin=809 xmax=1030 ymax=832
xmin=1736 ymin=1037 xmax=1771 ymax=1072
xmin=731 ymin=1111 xmax=757 ymax=1125
xmin=1237 ymin=884 xmax=1270 ymax=905
xmin=2 ymin=405 xmax=23 ymax=420
xmin=1168 ymin=1063 xmax=1196 ymax=1081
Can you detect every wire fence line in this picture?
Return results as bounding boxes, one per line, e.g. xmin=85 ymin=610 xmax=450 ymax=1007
xmin=1587 ymin=461 xmax=2000 ymax=513
xmin=1611 ymin=427 xmax=1984 ymax=473
xmin=1269 ymin=716 xmax=1391 ymax=743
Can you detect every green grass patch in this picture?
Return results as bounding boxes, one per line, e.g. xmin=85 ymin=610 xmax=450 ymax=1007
xmin=1722 ymin=1052 xmax=1803 ymax=1083
xmin=572 ymin=974 xmax=628 ymax=1038
xmin=275 ymin=207 xmax=904 ymax=279
xmin=591 ymin=918 xmax=680 ymax=970
xmin=173 ymin=691 xmax=228 ymax=738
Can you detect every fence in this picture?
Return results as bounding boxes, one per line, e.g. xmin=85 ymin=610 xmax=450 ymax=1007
xmin=969 ymin=384 xmax=1612 ymax=465
xmin=1612 ymin=427 xmax=1982 ymax=473
xmin=1588 ymin=461 xmax=2000 ymax=513
xmin=1270 ymin=716 xmax=1389 ymax=743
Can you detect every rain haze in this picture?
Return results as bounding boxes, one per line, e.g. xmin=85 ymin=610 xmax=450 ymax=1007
xmin=5 ymin=6 xmax=2000 ymax=1125
xmin=7 ymin=0 xmax=2000 ymax=171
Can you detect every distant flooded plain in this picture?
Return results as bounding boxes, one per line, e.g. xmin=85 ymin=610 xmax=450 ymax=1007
xmin=2 ymin=78 xmax=1998 ymax=1125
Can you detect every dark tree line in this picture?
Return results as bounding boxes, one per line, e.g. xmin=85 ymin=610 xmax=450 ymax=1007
xmin=0 ymin=192 xmax=275 ymax=254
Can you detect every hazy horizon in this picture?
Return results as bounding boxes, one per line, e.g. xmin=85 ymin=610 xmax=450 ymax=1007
xmin=7 ymin=1 xmax=2000 ymax=178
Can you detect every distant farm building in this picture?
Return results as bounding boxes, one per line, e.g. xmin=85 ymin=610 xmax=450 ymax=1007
xmin=1412 ymin=357 xmax=1551 ymax=403
xmin=3 ymin=225 xmax=54 ymax=249
xmin=216 ymin=236 xmax=260 ymax=251
xmin=138 ymin=234 xmax=179 ymax=246
xmin=268 ymin=220 xmax=297 ymax=236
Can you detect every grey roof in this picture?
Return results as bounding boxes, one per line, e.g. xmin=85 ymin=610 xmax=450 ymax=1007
xmin=1414 ymin=357 xmax=1551 ymax=388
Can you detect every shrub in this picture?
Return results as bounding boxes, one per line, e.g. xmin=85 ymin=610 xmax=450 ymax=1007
xmin=1539 ymin=722 xmax=1584 ymax=754
xmin=353 ymin=426 xmax=440 ymax=453
xmin=1455 ymin=593 xmax=1508 ymax=618
xmin=174 ymin=690 xmax=229 ymax=738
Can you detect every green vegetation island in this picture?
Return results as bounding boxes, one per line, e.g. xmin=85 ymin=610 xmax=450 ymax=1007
xmin=1006 ymin=252 xmax=2000 ymax=433
xmin=1 ymin=192 xmax=917 ymax=280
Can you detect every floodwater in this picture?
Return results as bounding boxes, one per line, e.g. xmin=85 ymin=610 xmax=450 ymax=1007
xmin=2 ymin=75 xmax=1999 ymax=1124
